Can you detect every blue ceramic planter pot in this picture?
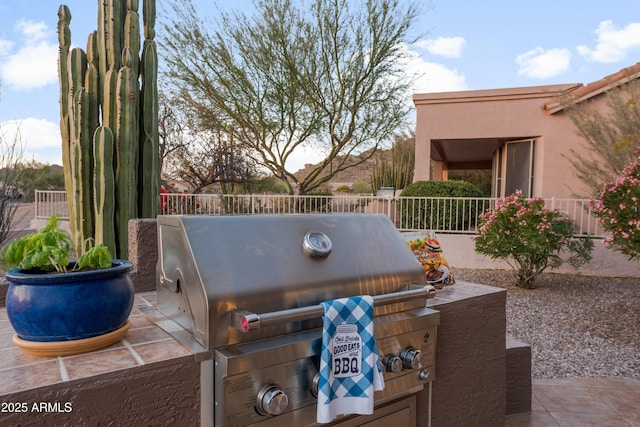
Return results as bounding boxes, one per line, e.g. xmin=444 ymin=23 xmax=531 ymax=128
xmin=5 ymin=260 xmax=134 ymax=342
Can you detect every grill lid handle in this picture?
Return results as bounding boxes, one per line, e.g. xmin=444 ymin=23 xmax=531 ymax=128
xmin=232 ymin=285 xmax=437 ymax=332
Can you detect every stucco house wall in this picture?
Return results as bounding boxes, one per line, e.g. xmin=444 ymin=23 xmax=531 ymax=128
xmin=413 ymin=62 xmax=640 ymax=199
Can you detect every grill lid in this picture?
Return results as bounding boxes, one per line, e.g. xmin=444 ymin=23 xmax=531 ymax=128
xmin=156 ymin=214 xmax=427 ymax=349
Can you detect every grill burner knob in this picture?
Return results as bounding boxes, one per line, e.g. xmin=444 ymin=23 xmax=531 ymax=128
xmin=311 ymin=372 xmax=320 ymax=398
xmin=400 ymin=346 xmax=424 ymax=370
xmin=256 ymin=384 xmax=289 ymax=416
xmin=382 ymin=354 xmax=403 ymax=373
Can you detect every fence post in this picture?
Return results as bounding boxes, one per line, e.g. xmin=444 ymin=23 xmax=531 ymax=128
xmin=34 ymin=190 xmax=40 ymax=219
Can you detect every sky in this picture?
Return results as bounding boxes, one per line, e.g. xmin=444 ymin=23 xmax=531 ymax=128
xmin=0 ymin=0 xmax=639 ymax=171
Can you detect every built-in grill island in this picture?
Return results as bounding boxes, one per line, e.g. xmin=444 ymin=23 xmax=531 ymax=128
xmin=148 ymin=214 xmax=440 ymax=426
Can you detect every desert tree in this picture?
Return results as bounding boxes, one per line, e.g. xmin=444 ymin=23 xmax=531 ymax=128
xmin=158 ymin=90 xmax=188 ymax=178
xmin=164 ymin=127 xmax=258 ymax=194
xmin=0 ymin=121 xmax=27 ymax=246
xmin=159 ymin=90 xmax=259 ymax=193
xmin=564 ymin=79 xmax=640 ymax=197
xmin=162 ymin=0 xmax=420 ymax=194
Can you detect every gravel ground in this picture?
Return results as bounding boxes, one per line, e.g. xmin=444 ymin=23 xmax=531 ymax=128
xmin=455 ymin=268 xmax=640 ymax=379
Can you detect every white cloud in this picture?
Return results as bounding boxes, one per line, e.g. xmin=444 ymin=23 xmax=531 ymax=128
xmin=577 ymin=20 xmax=640 ymax=63
xmin=402 ymin=46 xmax=467 ymax=93
xmin=15 ymin=20 xmax=49 ymax=42
xmin=414 ymin=36 xmax=466 ymax=58
xmin=0 ymin=38 xmax=13 ymax=56
xmin=1 ymin=118 xmax=62 ymax=164
xmin=25 ymin=149 xmax=62 ymax=166
xmin=0 ymin=20 xmax=58 ymax=91
xmin=516 ymin=47 xmax=571 ymax=79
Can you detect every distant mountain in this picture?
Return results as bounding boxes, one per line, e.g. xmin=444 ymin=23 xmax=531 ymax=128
xmin=293 ymin=149 xmax=395 ymax=188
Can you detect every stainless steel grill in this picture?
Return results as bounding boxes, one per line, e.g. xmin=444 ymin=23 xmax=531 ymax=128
xmin=148 ymin=214 xmax=440 ymax=426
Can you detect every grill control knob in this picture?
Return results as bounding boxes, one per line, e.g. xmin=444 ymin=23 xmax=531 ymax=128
xmin=311 ymin=372 xmax=320 ymax=398
xmin=419 ymin=369 xmax=431 ymax=381
xmin=382 ymin=355 xmax=403 ymax=373
xmin=256 ymin=384 xmax=288 ymax=416
xmin=400 ymin=346 xmax=424 ymax=370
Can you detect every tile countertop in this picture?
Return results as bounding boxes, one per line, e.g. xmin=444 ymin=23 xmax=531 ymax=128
xmin=0 ymin=292 xmax=193 ymax=396
xmin=0 ymin=282 xmax=503 ymax=397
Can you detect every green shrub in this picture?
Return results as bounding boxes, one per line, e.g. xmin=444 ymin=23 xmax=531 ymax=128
xmin=303 ymin=192 xmax=333 ymax=213
xmin=352 ymin=180 xmax=372 ymax=194
xmin=399 ymin=180 xmax=484 ymax=230
xmin=475 ymin=191 xmax=593 ymax=288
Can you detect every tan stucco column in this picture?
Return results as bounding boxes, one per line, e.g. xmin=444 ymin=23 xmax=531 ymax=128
xmin=414 ymin=139 xmax=431 ymax=182
xmin=432 ymin=160 xmax=445 ymax=181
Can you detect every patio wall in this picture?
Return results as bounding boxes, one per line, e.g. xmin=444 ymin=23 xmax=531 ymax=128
xmin=0 ymin=356 xmax=200 ymax=426
xmin=429 ymin=234 xmax=640 ymax=278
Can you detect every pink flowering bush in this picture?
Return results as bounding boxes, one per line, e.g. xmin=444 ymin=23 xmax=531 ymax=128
xmin=591 ymin=148 xmax=640 ymax=259
xmin=474 ymin=191 xmax=593 ymax=288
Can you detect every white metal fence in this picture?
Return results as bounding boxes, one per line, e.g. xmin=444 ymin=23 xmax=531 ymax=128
xmin=34 ymin=190 xmax=69 ymax=220
xmin=35 ymin=190 xmax=604 ymax=236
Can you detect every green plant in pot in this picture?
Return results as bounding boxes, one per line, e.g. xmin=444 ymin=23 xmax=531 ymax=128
xmin=0 ymin=215 xmax=134 ymax=357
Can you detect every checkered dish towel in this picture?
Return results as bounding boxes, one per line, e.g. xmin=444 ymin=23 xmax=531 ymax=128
xmin=316 ymin=295 xmax=385 ymax=424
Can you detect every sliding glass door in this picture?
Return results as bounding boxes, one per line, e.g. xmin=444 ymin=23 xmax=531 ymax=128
xmin=493 ymin=139 xmax=535 ymax=197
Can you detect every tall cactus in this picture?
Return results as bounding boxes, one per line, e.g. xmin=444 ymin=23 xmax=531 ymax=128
xmin=370 ymin=155 xmax=413 ymax=193
xmin=93 ymin=126 xmax=116 ymax=256
xmin=57 ymin=5 xmax=71 ymax=196
xmin=115 ymin=47 xmax=139 ymax=256
xmin=57 ymin=0 xmax=159 ymax=259
xmin=139 ymin=0 xmax=159 ymax=217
